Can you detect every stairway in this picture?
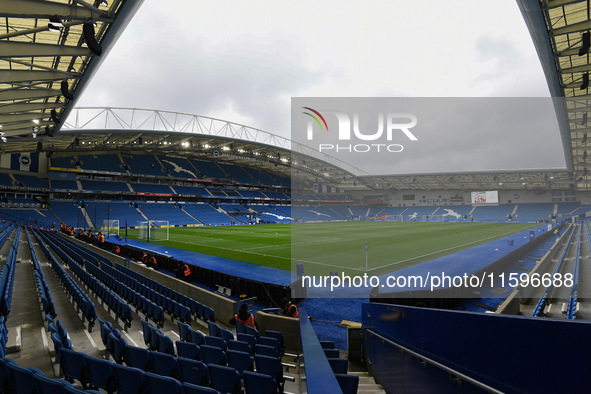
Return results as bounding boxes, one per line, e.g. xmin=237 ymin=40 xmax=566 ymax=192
xmin=349 ymin=371 xmax=386 ymax=393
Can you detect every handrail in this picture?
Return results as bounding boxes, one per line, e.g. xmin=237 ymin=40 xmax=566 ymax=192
xmin=366 ymin=329 xmax=504 ymax=394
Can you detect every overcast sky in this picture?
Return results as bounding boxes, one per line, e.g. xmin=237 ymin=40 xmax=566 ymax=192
xmin=74 ymin=1 xmax=562 ymax=172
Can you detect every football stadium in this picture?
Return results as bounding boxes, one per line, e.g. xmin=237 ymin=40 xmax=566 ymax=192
xmin=0 ymin=1 xmax=590 ymax=393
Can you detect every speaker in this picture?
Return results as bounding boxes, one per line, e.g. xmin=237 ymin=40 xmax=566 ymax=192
xmin=83 ymin=22 xmax=102 ymax=56
xmin=51 ymin=109 xmax=61 ymax=123
xmin=581 ymin=73 xmax=589 ymax=90
xmin=580 ymin=31 xmax=591 ymax=56
xmin=61 ymin=80 xmax=74 ymax=100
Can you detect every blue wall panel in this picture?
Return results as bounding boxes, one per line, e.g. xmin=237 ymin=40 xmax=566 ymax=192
xmin=363 ymin=302 xmax=591 ymax=393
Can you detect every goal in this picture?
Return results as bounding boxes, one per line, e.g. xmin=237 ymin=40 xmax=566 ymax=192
xmin=101 ymin=220 xmax=119 ymax=236
xmin=137 ymin=220 xmax=170 ymax=241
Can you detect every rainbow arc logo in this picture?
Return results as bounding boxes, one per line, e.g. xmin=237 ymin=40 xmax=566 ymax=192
xmin=302 ymin=107 xmax=328 ymax=131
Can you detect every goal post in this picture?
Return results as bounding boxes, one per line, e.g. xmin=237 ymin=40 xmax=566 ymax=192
xmin=137 ymin=220 xmax=169 ymax=241
xmin=101 ymin=220 xmax=119 ymax=236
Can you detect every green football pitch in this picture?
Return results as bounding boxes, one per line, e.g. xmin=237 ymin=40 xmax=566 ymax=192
xmin=129 ymin=221 xmax=538 ymax=276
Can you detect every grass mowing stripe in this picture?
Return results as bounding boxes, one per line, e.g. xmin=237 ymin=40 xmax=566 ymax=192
xmin=129 ymin=221 xmax=537 ymax=273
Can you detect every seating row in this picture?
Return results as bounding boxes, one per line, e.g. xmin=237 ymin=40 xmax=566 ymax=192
xmin=97 ymin=319 xmax=283 ymax=393
xmin=32 ymin=230 xmax=97 ymax=330
xmin=0 ymin=226 xmax=18 ymax=317
xmin=114 ymin=263 xmax=215 ymax=323
xmin=26 ymin=229 xmax=57 ymax=318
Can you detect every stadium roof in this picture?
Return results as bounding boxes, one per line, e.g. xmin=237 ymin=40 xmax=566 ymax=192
xmin=519 ymin=0 xmax=591 ymax=191
xmin=0 ymin=1 xmax=589 ymax=194
xmin=0 ymin=0 xmax=142 ymax=143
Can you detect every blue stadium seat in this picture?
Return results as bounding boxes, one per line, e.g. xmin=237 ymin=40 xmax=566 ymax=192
xmin=327 ymin=358 xmax=348 ymax=374
xmin=244 ymin=325 xmax=260 ymax=340
xmin=126 ymin=346 xmax=151 ymax=370
xmin=259 ymin=337 xmax=281 ymax=356
xmin=335 ymin=373 xmax=359 ymax=394
xmin=264 ymin=330 xmax=285 ymax=354
xmin=177 ymin=321 xmax=191 ymax=342
xmin=112 ymin=364 xmax=145 ymax=394
xmin=219 ymin=327 xmax=235 ymax=343
xmin=34 ymin=373 xmax=76 ymax=394
xmin=182 ymin=382 xmax=220 ymax=394
xmin=254 ymin=344 xmax=279 ymax=358
xmin=228 ymin=339 xmax=252 ymax=355
xmin=108 ymin=330 xmax=128 ymax=364
xmin=140 ymin=319 xmax=153 ymax=347
xmin=242 ymin=370 xmax=278 ymax=394
xmin=208 ymin=364 xmax=242 ymax=394
xmin=189 ymin=327 xmax=206 ymax=346
xmin=149 ymin=350 xmax=178 ymax=378
xmin=156 ymin=331 xmax=175 ymax=355
xmin=226 ymin=349 xmax=254 ymax=375
xmin=176 ymin=340 xmax=201 ymax=360
xmin=255 ymin=354 xmax=285 ymax=392
xmin=7 ymin=363 xmax=46 ymax=394
xmin=207 ymin=321 xmax=221 ymax=337
xmin=200 ymin=345 xmax=227 ymax=366
xmin=237 ymin=333 xmax=257 ymax=350
xmin=205 ymin=335 xmax=227 ymax=351
xmin=84 ymin=355 xmax=116 ymax=394
xmin=324 ymin=349 xmax=340 ymax=358
xmin=320 ymin=340 xmax=335 ymax=349
xmin=144 ymin=372 xmax=183 ymax=394
xmin=59 ymin=348 xmax=88 ymax=388
xmin=177 ymin=357 xmax=209 ymax=387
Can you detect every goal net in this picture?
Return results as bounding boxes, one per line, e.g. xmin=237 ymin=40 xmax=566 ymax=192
xmin=422 ymin=215 xmax=444 ymax=222
xmin=101 ymin=220 xmax=120 ymax=236
xmin=137 ymin=220 xmax=169 ymax=241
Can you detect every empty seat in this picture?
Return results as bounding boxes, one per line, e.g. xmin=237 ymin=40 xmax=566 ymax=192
xmin=335 ymin=373 xmax=359 ymax=394
xmin=327 ymin=358 xmax=348 ymax=374
xmin=228 ymin=340 xmax=252 ymax=355
xmin=205 ymin=335 xmax=227 ymax=351
xmin=189 ymin=328 xmax=206 ymax=346
xmin=112 ymin=364 xmax=145 ymax=394
xmin=34 ymin=373 xmax=77 ymax=394
xmin=244 ymin=325 xmax=259 ymax=340
xmin=255 ymin=354 xmax=285 ymax=392
xmin=126 ymin=346 xmax=151 ymax=370
xmin=237 ymin=333 xmax=257 ymax=350
xmin=177 ymin=357 xmax=209 ymax=387
xmin=243 ymin=370 xmax=278 ymax=394
xmin=108 ymin=330 xmax=128 ymax=364
xmin=59 ymin=348 xmax=88 ymax=388
xmin=176 ymin=340 xmax=201 ymax=360
xmin=264 ymin=330 xmax=285 ymax=354
xmin=254 ymin=344 xmax=279 ymax=358
xmin=201 ymin=345 xmax=227 ymax=366
xmin=208 ymin=364 xmax=242 ymax=394
xmin=259 ymin=337 xmax=281 ymax=356
xmin=144 ymin=372 xmax=184 ymax=394
xmin=207 ymin=321 xmax=221 ymax=337
xmin=324 ymin=349 xmax=340 ymax=358
xmin=84 ymin=355 xmax=116 ymax=394
xmin=177 ymin=321 xmax=191 ymax=342
xmin=226 ymin=349 xmax=254 ymax=375
xmin=7 ymin=363 xmax=45 ymax=394
xmin=140 ymin=319 xmax=154 ymax=347
xmin=156 ymin=331 xmax=175 ymax=355
xmin=182 ymin=382 xmax=220 ymax=394
xmin=219 ymin=327 xmax=234 ymax=343
xmin=319 ymin=340 xmax=335 ymax=349
xmin=149 ymin=350 xmax=178 ymax=378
